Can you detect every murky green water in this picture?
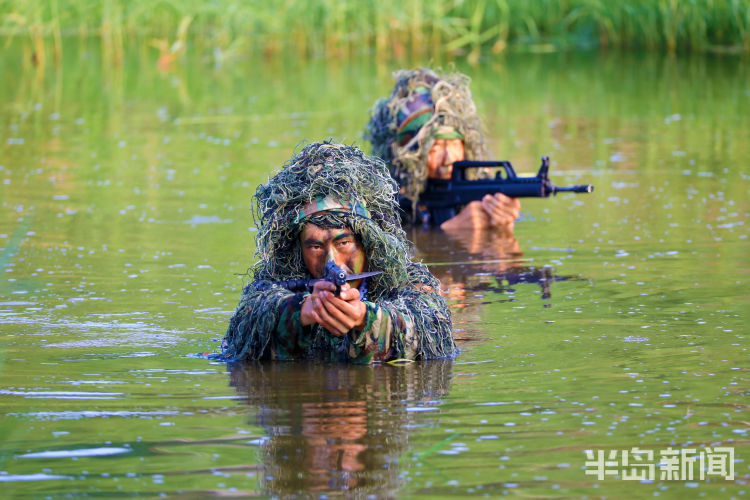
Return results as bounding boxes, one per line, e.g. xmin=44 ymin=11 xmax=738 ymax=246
xmin=1 ymin=43 xmax=748 ymax=498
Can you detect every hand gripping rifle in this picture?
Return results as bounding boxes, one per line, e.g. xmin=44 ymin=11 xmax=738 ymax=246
xmin=419 ymin=156 xmax=594 ymax=219
xmin=256 ymin=260 xmax=382 ymax=296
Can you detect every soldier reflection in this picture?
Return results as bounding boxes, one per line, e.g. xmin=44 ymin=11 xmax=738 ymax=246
xmin=228 ymin=360 xmax=453 ymax=497
xmin=409 ymin=227 xmax=572 ymax=319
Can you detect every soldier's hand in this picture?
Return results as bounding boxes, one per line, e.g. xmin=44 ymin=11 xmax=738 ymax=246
xmin=441 ymin=194 xmax=520 ymax=231
xmin=481 ymin=193 xmax=520 ymax=229
xmin=300 ymin=282 xmax=367 ymax=337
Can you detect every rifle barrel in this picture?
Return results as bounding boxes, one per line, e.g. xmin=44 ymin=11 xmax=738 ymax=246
xmin=554 ymin=184 xmax=594 ymax=194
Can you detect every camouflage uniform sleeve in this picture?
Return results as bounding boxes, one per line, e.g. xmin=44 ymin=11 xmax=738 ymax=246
xmin=222 ymin=284 xmax=310 ymax=361
xmin=346 ymin=263 xmax=456 ymax=363
xmin=269 ymin=293 xmax=310 ymax=360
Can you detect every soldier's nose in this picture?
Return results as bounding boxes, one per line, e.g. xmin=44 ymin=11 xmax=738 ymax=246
xmin=445 ymin=151 xmax=455 ymax=166
xmin=329 ymin=253 xmax=347 ymax=271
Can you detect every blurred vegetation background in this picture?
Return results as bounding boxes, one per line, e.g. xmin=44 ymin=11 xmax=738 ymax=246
xmin=2 ymin=0 xmax=748 ymax=69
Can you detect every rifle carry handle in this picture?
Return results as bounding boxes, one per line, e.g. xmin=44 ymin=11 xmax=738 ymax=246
xmin=451 ymin=159 xmax=518 ymax=181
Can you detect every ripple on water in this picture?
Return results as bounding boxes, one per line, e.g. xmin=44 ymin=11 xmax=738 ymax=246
xmin=623 ymin=336 xmax=649 ymax=342
xmin=0 ymin=390 xmax=124 ymax=399
xmin=19 ymin=447 xmax=131 ymax=459
xmin=3 ymin=315 xmax=185 ymax=349
xmin=65 ymin=380 xmax=127 ymax=385
xmin=183 ymin=215 xmax=233 ymax=225
xmin=475 ymin=401 xmax=521 ymax=406
xmin=8 ymin=410 xmax=180 ymax=421
xmin=128 ymin=368 xmax=219 ymax=375
xmin=0 ymin=473 xmax=72 ymax=482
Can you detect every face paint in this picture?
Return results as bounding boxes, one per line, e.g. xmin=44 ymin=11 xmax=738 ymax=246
xmin=427 ymin=139 xmax=466 ymax=180
xmin=300 ymin=224 xmax=368 ymax=288
xmin=350 ymin=247 xmax=366 ymax=275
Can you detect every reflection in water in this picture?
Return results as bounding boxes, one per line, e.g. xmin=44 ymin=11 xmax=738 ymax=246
xmin=410 ymin=228 xmax=575 ymax=307
xmin=228 ymin=361 xmax=453 ymax=497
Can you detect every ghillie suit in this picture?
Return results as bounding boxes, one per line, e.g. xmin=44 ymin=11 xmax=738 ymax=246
xmin=364 ymin=68 xmax=490 ymax=211
xmin=220 ymin=141 xmax=456 ymax=363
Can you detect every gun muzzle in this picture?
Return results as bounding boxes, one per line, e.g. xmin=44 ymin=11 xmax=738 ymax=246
xmin=325 ymin=260 xmax=347 ymax=285
xmin=553 ymin=184 xmax=594 ymax=194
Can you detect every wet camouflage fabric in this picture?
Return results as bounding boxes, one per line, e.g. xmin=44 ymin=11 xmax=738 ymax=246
xmin=225 ymin=262 xmax=450 ymax=363
xmin=219 ymin=141 xmax=456 ymax=363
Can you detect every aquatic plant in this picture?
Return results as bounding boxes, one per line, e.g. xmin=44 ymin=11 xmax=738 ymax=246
xmin=0 ymin=0 xmax=748 ymax=68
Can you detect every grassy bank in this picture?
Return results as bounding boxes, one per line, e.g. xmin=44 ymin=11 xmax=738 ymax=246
xmin=1 ymin=0 xmax=748 ymax=64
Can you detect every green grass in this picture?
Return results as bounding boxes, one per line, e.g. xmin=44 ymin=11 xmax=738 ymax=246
xmin=1 ymin=0 xmax=748 ymax=64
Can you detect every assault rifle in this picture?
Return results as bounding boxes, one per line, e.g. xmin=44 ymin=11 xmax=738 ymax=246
xmin=256 ymin=260 xmax=381 ymax=296
xmin=420 ymin=156 xmax=593 ymax=220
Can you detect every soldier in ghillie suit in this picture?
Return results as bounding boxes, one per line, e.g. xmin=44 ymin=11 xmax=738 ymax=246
xmin=365 ymin=68 xmax=520 ymax=230
xmin=220 ymin=141 xmax=456 ymax=363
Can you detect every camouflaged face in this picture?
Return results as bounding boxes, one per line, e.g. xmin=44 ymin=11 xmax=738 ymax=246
xmin=365 ymin=68 xmax=489 ymax=204
xmin=249 ymin=141 xmax=413 ymax=298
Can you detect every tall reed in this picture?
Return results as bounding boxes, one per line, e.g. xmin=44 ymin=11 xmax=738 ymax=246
xmin=0 ymin=0 xmax=747 ymax=68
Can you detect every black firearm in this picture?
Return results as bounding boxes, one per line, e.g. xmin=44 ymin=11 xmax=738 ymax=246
xmin=420 ymin=156 xmax=593 ymax=219
xmin=256 ymin=260 xmax=381 ymax=296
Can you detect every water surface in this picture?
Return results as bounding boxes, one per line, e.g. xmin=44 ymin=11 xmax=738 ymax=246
xmin=0 ymin=44 xmax=748 ymax=498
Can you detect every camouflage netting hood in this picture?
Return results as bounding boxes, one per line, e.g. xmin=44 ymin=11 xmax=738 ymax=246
xmin=365 ymin=68 xmax=489 ymax=204
xmin=249 ymin=140 xmax=410 ymax=297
